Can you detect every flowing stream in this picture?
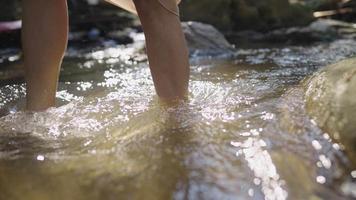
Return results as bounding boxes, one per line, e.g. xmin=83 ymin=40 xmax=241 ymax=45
xmin=0 ymin=37 xmax=356 ymax=200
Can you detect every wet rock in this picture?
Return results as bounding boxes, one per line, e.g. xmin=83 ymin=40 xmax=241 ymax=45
xmin=304 ymin=57 xmax=356 ymax=164
xmin=181 ymin=21 xmax=234 ymax=56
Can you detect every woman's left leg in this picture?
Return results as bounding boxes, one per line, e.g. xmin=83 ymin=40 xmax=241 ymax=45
xmin=22 ymin=0 xmax=68 ymax=111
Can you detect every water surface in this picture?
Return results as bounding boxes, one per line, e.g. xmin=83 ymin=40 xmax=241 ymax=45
xmin=0 ymin=38 xmax=356 ymax=200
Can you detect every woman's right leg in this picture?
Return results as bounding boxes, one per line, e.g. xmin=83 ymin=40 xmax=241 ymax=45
xmin=133 ymin=0 xmax=190 ymax=102
xmin=22 ymin=0 xmax=68 ymax=111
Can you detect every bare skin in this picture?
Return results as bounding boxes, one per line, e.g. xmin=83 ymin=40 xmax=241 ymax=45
xmin=133 ymin=0 xmax=190 ymax=101
xmin=21 ymin=0 xmax=188 ymax=111
xmin=22 ymin=0 xmax=68 ymax=111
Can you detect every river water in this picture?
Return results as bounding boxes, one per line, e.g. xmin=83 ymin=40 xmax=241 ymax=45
xmin=0 ymin=37 xmax=355 ymax=200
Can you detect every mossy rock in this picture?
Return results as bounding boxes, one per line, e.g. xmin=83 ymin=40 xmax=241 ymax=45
xmin=304 ymin=58 xmax=356 ymax=164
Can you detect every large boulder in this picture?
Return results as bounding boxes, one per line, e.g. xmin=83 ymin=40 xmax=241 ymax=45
xmin=304 ymin=57 xmax=356 ymax=164
xmin=181 ymin=21 xmax=234 ymax=56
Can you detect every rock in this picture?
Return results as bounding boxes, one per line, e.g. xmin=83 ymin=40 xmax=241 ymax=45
xmin=99 ymin=21 xmax=235 ymax=59
xmin=181 ymin=21 xmax=234 ymax=56
xmin=307 ymin=19 xmax=356 ymax=39
xmin=304 ymin=57 xmax=356 ymax=164
xmin=131 ymin=21 xmax=235 ymax=57
xmin=308 ymin=19 xmax=339 ymax=33
xmin=232 ymin=19 xmax=356 ymax=44
xmin=180 ymin=0 xmax=313 ymax=32
xmin=260 ymin=26 xmax=331 ymax=44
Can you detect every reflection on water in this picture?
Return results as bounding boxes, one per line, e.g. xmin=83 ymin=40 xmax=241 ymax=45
xmin=1 ymin=39 xmax=356 ymax=199
xmin=231 ymin=137 xmax=287 ymax=200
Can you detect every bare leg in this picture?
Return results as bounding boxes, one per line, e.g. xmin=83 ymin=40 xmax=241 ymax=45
xmin=22 ymin=0 xmax=68 ymax=111
xmin=133 ymin=0 xmax=189 ymax=101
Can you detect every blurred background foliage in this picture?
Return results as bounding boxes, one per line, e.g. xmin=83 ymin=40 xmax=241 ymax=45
xmin=0 ymin=0 xmax=355 ymax=32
